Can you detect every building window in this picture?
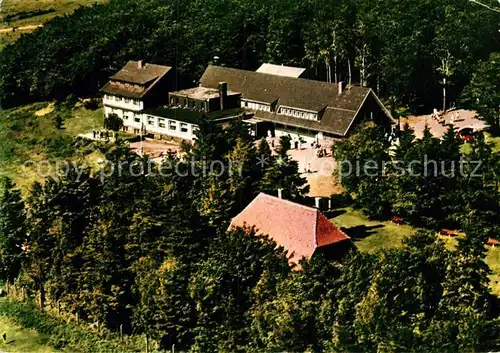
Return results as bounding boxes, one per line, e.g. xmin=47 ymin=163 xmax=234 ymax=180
xmin=158 ymin=118 xmax=166 ymax=128
xmin=245 ymin=101 xmax=248 ymax=107
xmin=180 ymin=123 xmax=188 ymax=133
xmin=169 ymin=120 xmax=177 ymax=130
xmin=147 ymin=116 xmax=155 ymax=125
xmin=124 ymin=98 xmax=131 ymax=103
xmin=134 ymin=117 xmax=141 ymax=123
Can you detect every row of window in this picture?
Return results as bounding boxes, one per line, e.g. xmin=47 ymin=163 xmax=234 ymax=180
xmin=105 ymin=95 xmax=141 ymax=106
xmin=170 ymin=97 xmax=207 ymax=112
xmin=242 ymin=100 xmax=271 ymax=112
xmin=240 ymin=100 xmax=318 ymax=121
xmin=279 ymin=107 xmax=318 ymax=121
xmin=128 ymin=115 xmax=190 ymax=133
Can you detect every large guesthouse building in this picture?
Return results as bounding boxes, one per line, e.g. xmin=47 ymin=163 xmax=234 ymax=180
xmin=101 ymin=61 xmax=173 ymax=135
xmin=101 ymin=61 xmax=395 ymax=142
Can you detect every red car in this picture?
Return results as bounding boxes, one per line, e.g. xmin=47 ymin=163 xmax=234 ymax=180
xmin=456 ymin=127 xmax=474 ymax=142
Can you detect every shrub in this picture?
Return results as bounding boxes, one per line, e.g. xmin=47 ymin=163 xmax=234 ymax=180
xmin=83 ymin=98 xmax=100 ymax=111
xmin=42 ymin=135 xmax=75 ymax=158
xmin=64 ymin=94 xmax=78 ymax=109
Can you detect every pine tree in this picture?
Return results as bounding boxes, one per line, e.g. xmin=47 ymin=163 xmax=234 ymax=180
xmin=189 ymin=227 xmax=290 ymax=352
xmin=433 ymin=217 xmax=492 ymax=352
xmin=227 ymin=138 xmax=261 ymax=213
xmin=259 ymin=155 xmax=309 ymax=201
xmin=196 ymin=174 xmax=234 ymax=227
xmin=278 ymin=135 xmax=292 ymax=157
xmin=250 ymin=255 xmax=340 ymax=352
xmin=256 ymin=137 xmax=272 ymax=159
xmin=0 ymin=178 xmax=26 ymax=282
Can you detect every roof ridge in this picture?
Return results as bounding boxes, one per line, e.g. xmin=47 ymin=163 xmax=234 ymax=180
xmin=314 ymin=210 xmax=320 ymax=249
xmin=259 ymin=193 xmax=318 ymax=213
xmin=209 ymin=65 xmax=339 ymax=86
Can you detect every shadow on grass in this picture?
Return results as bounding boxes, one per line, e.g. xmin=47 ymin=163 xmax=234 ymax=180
xmin=323 ymin=209 xmax=347 ymax=218
xmin=330 ymin=194 xmax=353 ymax=208
xmin=341 ymin=224 xmax=385 ymax=240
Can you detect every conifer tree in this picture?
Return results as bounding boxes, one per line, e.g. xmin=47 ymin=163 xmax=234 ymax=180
xmin=259 ymin=155 xmax=309 ymax=201
xmin=189 ymin=227 xmax=289 ymax=352
xmin=0 ymin=177 xmax=26 ymax=282
xmin=256 ymin=137 xmax=272 ymax=160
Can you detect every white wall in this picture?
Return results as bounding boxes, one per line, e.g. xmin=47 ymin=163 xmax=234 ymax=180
xmin=137 ymin=114 xmax=198 ymax=140
xmin=275 ymin=127 xmax=318 ymax=144
xmin=105 ymin=107 xmax=142 ymax=129
xmin=103 ymin=94 xmax=143 ymax=111
xmin=104 ymin=98 xmax=197 ymax=140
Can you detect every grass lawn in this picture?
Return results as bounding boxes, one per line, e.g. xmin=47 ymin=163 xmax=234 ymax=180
xmin=0 ymin=102 xmax=104 ymax=192
xmin=331 ymin=208 xmax=500 ymax=295
xmin=0 ymin=298 xmax=59 ymax=353
xmin=460 ymin=132 xmax=500 ymax=154
xmin=331 ymin=207 xmax=416 ymax=253
xmin=0 ymin=0 xmax=107 ymax=47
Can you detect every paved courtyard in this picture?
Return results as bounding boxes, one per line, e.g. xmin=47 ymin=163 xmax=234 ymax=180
xmin=264 ymin=137 xmax=340 ymax=197
xmin=400 ymin=109 xmax=487 ymax=139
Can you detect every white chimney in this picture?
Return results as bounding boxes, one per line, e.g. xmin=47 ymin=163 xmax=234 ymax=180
xmin=315 ymin=197 xmax=321 ymax=209
xmin=338 ymin=81 xmax=343 ymax=95
xmin=138 ymin=60 xmax=143 ymax=69
xmin=278 ymin=188 xmax=283 ymax=199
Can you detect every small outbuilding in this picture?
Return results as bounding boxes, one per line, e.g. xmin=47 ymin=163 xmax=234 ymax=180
xmin=230 ymin=193 xmax=354 ymax=266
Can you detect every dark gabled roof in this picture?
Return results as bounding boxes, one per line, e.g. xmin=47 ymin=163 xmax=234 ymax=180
xmin=201 ymin=66 xmax=280 ymax=105
xmin=200 ymin=65 xmax=370 ymax=113
xmin=100 ymin=82 xmax=146 ymax=99
xmin=100 ymin=61 xmax=171 ymax=99
xmin=230 ymin=193 xmax=351 ymax=265
xmin=142 ymin=107 xmax=249 ymax=125
xmin=110 ymin=61 xmax=172 ymax=84
xmin=252 ymin=108 xmax=357 ymax=136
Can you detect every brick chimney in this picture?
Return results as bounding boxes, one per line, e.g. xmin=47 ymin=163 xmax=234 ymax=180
xmin=338 ymin=81 xmax=343 ymax=95
xmin=218 ymin=82 xmax=227 ymax=110
xmin=138 ymin=60 xmax=143 ymax=69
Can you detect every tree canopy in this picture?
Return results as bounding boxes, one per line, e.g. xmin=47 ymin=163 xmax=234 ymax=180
xmin=0 ymin=0 xmax=498 ymax=114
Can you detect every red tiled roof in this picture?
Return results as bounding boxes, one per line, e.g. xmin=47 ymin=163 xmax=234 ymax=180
xmin=230 ymin=193 xmax=350 ymax=264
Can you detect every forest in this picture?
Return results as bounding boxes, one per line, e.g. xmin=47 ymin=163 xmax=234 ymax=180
xmin=0 ymin=119 xmax=499 ymax=352
xmin=0 ymin=0 xmax=499 ymax=118
xmin=0 ymin=0 xmax=500 ymax=351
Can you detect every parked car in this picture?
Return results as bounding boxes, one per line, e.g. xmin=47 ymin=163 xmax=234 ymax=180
xmin=456 ymin=127 xmax=474 ymax=142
